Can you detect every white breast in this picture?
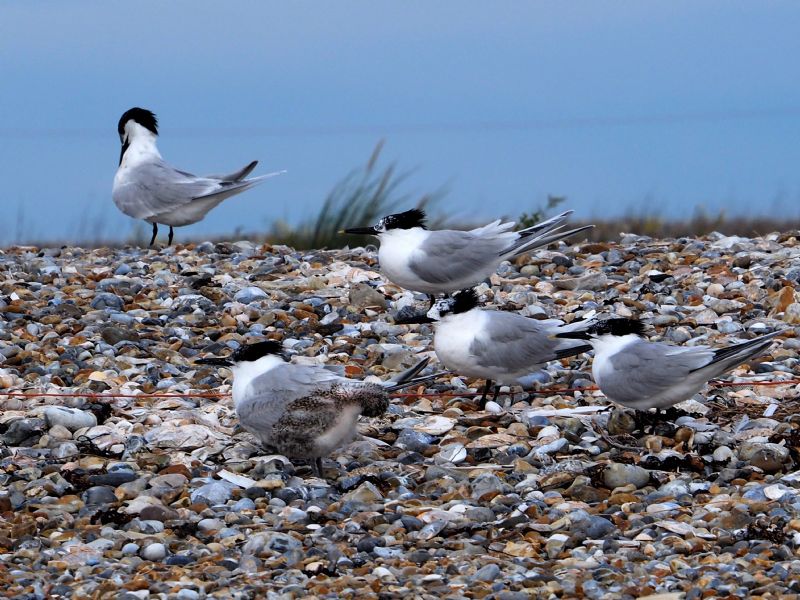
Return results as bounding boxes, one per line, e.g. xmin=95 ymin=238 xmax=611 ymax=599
xmin=378 ymin=228 xmax=431 ymax=291
xmin=231 ymin=355 xmax=284 ymax=410
xmin=590 ymin=334 xmax=640 ymax=385
xmin=433 ymin=311 xmax=490 ymax=378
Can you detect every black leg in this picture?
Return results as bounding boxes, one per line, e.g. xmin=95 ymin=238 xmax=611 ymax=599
xmin=491 ymin=385 xmax=500 ymax=404
xmin=149 ymin=223 xmax=158 ymax=247
xmin=312 ymin=457 xmax=324 ymax=478
xmin=479 ymin=379 xmax=493 ymax=404
xmin=428 ymin=294 xmax=437 ymax=309
xmin=168 ymin=226 xmax=174 ymax=246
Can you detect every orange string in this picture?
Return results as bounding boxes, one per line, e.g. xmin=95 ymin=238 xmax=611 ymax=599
xmin=0 ymin=378 xmax=796 ymax=400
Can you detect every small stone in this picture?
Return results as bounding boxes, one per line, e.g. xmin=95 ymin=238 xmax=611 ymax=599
xmin=713 ymin=446 xmax=734 ymax=463
xmin=91 ymin=292 xmax=124 ymax=310
xmin=472 ymin=563 xmax=502 ymax=582
xmin=545 ymin=533 xmax=570 ymax=559
xmin=44 ymin=407 xmax=97 ymax=432
xmin=141 ymin=543 xmax=167 ymax=561
xmin=101 ymin=326 xmax=140 ymax=345
xmin=190 ymin=481 xmax=236 ymax=505
xmin=1 ymin=418 xmax=45 ymax=445
xmin=234 ymin=286 xmax=268 ymax=304
xmin=784 ymin=303 xmax=800 ymax=324
xmin=342 ymin=482 xmax=383 ymax=504
xmin=121 ymin=543 xmax=139 ymax=555
xmin=607 ymin=407 xmax=637 ymax=435
xmin=348 ymin=284 xmax=387 ymax=309
xmin=740 ymin=442 xmax=789 ymax=473
xmin=603 ymin=463 xmax=651 ymax=489
xmin=198 ymin=518 xmax=224 ymax=532
xmin=83 ymin=486 xmax=118 ymax=506
xmin=394 ymin=429 xmax=434 ymax=453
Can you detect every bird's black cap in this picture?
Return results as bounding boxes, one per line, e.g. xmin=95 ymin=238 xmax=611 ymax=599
xmin=383 ymin=208 xmax=427 ymax=230
xmin=118 ymin=107 xmax=158 ymax=137
xmin=230 ymin=340 xmax=284 ymax=363
xmin=450 ymin=288 xmax=480 ymax=314
xmin=195 ymin=340 xmax=284 ymax=367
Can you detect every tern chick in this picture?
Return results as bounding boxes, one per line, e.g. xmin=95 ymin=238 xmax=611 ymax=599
xmin=197 ymin=341 xmax=439 ymax=477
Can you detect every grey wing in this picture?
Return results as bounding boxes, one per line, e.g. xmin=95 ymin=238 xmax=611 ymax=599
xmin=470 ymin=311 xmax=563 ymax=370
xmin=409 ymin=230 xmax=509 ymax=285
xmin=235 ymin=364 xmax=343 ymax=435
xmin=113 ymin=160 xmax=227 ymax=219
xmin=601 ymin=341 xmax=714 ymax=403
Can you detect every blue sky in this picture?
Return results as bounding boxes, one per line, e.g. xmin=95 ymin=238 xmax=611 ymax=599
xmin=2 ymin=2 xmax=799 ymax=243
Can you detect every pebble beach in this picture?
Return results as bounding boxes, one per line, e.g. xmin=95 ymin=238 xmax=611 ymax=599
xmin=1 ymin=231 xmax=800 ymax=599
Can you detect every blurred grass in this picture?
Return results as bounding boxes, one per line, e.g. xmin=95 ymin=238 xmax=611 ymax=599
xmin=571 ymin=209 xmax=800 ymax=242
xmin=5 ymin=143 xmax=799 ymax=249
xmin=267 ymin=140 xmax=446 ymax=250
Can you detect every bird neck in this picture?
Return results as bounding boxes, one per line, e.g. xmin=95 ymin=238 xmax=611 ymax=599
xmin=120 ymin=124 xmax=161 ymax=167
xmin=591 ymin=333 xmax=640 ymax=357
xmin=381 ymin=227 xmax=427 ymax=244
xmin=230 ymin=355 xmax=284 ymax=408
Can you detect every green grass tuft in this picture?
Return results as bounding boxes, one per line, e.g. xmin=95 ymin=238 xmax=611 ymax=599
xmin=267 ymin=141 xmax=446 ymax=250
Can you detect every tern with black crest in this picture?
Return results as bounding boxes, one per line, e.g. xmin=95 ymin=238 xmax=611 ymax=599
xmin=344 ymin=208 xmax=593 ymax=303
xmin=113 ymin=107 xmax=283 ymax=246
xmin=196 ymin=340 xmax=440 ymax=477
xmin=556 ymin=318 xmax=783 ymax=410
xmin=427 ymin=289 xmax=592 ymax=405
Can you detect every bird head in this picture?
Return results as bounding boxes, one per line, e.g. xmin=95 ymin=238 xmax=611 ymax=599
xmin=426 ymin=288 xmax=480 ymax=320
xmin=344 ymin=208 xmax=427 ymax=236
xmin=117 ymin=107 xmax=158 ymax=164
xmin=195 ymin=340 xmax=286 ymax=368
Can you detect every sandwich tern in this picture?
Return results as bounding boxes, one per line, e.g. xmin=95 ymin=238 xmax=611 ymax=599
xmin=113 ymin=107 xmax=282 ymax=246
xmin=556 ymin=318 xmax=783 ymax=410
xmin=427 ymin=289 xmax=591 ymax=405
xmin=344 ymin=208 xmax=593 ymax=302
xmin=197 ymin=340 xmax=439 ymax=477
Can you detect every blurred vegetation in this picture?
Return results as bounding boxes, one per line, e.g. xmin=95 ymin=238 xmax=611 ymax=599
xmin=267 ymin=141 xmax=445 ymax=250
xmin=6 ymin=144 xmax=799 ymax=248
xmin=517 ymin=195 xmax=567 ymax=229
xmin=569 ymin=208 xmax=800 ymax=242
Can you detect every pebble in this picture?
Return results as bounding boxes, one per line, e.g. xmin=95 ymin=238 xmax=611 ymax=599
xmin=141 ymin=543 xmax=167 ymax=561
xmin=0 ymin=235 xmax=796 ymax=597
xmin=43 ymin=406 xmax=97 ymax=432
xmin=603 ymin=463 xmax=651 ymax=489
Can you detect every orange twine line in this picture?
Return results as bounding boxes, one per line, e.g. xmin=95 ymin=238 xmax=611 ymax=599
xmin=0 ymin=379 xmax=796 ymax=400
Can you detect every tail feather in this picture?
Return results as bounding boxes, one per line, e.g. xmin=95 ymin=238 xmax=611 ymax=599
xmin=193 ymin=170 xmax=286 ymax=202
xmin=206 ymin=160 xmax=259 ymax=182
xmin=389 ymin=357 xmax=430 ymax=386
xmin=501 ymin=224 xmax=594 ymax=257
xmin=694 ymin=329 xmax=783 ymax=373
xmin=517 ymin=210 xmax=573 ymax=237
xmin=385 ymin=371 xmax=444 ymax=392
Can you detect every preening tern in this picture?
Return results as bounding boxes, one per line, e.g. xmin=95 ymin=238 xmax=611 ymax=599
xmin=113 ymin=107 xmax=282 ymax=246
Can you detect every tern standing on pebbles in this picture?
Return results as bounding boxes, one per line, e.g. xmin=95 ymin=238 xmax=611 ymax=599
xmin=112 ymin=107 xmax=283 ymax=246
xmin=197 ymin=341 xmax=439 ymax=477
xmin=427 ymin=289 xmax=592 ymax=405
xmin=344 ymin=208 xmax=593 ymax=304
xmin=556 ymin=318 xmax=784 ymax=410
